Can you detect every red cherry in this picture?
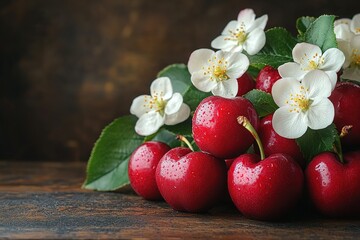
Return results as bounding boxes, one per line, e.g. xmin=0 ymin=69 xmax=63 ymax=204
xmin=258 ymin=114 xmax=305 ymax=168
xmin=255 ymin=65 xmax=281 ymax=94
xmin=236 ymin=72 xmax=256 ymax=96
xmin=228 ymin=153 xmax=304 ymax=220
xmin=155 ymin=147 xmax=227 ymax=212
xmin=306 ymin=151 xmax=360 ymax=217
xmin=329 ymin=82 xmax=360 ymax=150
xmin=228 ymin=116 xmax=304 ymax=220
xmin=192 ymin=96 xmax=259 ymax=159
xmin=128 ymin=141 xmax=171 ymax=200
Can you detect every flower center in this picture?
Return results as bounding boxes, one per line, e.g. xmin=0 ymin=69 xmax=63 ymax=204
xmin=225 ymin=24 xmax=247 ymax=45
xmin=235 ymin=31 xmax=247 ymax=44
xmin=145 ymin=94 xmax=166 ymax=115
xmin=307 ymin=60 xmax=319 ymax=70
xmin=213 ymin=65 xmax=229 ymax=82
xmin=351 ymin=48 xmax=360 ymax=67
xmin=203 ymin=56 xmax=230 ymax=82
xmin=300 ymin=53 xmax=324 ymax=71
xmin=286 ymin=86 xmax=312 ymax=113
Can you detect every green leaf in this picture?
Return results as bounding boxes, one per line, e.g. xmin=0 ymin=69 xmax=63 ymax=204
xmin=244 ymin=89 xmax=278 ymax=117
xmin=296 ymin=16 xmax=316 ymax=40
xmin=164 ymin=118 xmax=193 ymax=137
xmin=83 ymin=115 xmax=144 ymax=191
xmin=158 ymin=63 xmax=211 ymax=111
xmin=304 ymin=15 xmax=337 ymax=52
xmin=296 ymin=124 xmax=338 ymax=162
xmin=249 ymin=27 xmax=298 ymax=70
xmin=157 ymin=63 xmax=190 ymax=94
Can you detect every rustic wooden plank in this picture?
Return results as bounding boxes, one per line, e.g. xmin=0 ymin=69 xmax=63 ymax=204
xmin=0 ymin=161 xmax=359 ymax=239
xmin=0 ymin=161 xmax=86 ymax=192
xmin=0 ymin=192 xmax=360 ymax=239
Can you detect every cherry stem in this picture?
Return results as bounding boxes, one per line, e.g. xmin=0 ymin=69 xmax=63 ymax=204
xmin=340 ymin=125 xmax=353 ymax=138
xmin=333 ymin=125 xmax=351 ymax=164
xmin=237 ymin=116 xmax=265 ymax=160
xmin=177 ymin=135 xmax=194 ymax=152
xmin=333 ymin=135 xmax=344 ymax=164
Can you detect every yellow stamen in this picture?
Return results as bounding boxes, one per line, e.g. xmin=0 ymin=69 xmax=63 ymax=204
xmin=286 ymin=86 xmax=312 ymax=113
xmin=213 ymin=66 xmax=229 ymax=82
xmin=351 ymin=49 xmax=360 ymax=67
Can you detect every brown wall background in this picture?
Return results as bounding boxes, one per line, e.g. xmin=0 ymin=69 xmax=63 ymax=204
xmin=1 ymin=0 xmax=359 ymax=162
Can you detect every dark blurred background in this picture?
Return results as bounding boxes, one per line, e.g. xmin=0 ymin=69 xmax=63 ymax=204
xmin=1 ymin=0 xmax=359 ymax=162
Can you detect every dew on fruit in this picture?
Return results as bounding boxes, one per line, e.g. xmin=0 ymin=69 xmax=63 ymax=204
xmin=315 ymin=162 xmax=331 ymax=187
xmin=233 ymin=164 xmax=263 ymax=185
xmin=194 ymin=101 xmax=215 ymax=128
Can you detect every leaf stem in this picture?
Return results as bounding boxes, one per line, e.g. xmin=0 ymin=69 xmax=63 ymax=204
xmin=237 ymin=116 xmax=265 ymax=160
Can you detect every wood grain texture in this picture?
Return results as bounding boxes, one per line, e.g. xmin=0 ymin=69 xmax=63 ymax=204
xmin=1 ymin=0 xmax=360 ymax=162
xmin=0 ymin=161 xmax=359 ymax=239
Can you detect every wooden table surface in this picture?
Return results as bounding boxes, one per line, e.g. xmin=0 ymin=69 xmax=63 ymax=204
xmin=0 ymin=161 xmax=359 ymax=239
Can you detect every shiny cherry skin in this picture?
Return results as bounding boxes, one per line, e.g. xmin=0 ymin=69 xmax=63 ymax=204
xmin=128 ymin=141 xmax=171 ymax=200
xmin=236 ymin=72 xmax=256 ymax=96
xmin=306 ymin=151 xmax=360 ymax=217
xmin=258 ymin=114 xmax=305 ymax=168
xmin=192 ymin=96 xmax=259 ymax=159
xmin=255 ymin=65 xmax=281 ymax=94
xmin=228 ymin=153 xmax=304 ymax=220
xmin=155 ymin=147 xmax=227 ymax=212
xmin=329 ymin=82 xmax=360 ymax=150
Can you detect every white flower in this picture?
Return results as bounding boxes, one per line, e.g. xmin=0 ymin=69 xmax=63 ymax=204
xmin=211 ymin=8 xmax=268 ymax=55
xmin=338 ymin=35 xmax=360 ymax=81
xmin=278 ymin=42 xmax=345 ymax=90
xmin=334 ymin=18 xmax=354 ymax=42
xmin=271 ymin=70 xmax=334 ymax=139
xmin=350 ymin=13 xmax=360 ymax=35
xmin=334 ymin=14 xmax=360 ymax=39
xmin=130 ymin=77 xmax=190 ymax=136
xmin=187 ymin=48 xmax=249 ymax=98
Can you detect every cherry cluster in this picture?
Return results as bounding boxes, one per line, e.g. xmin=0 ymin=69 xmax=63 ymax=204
xmin=128 ymin=66 xmax=360 ymax=221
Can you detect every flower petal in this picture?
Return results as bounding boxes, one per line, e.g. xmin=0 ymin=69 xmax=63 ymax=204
xmin=350 ymin=13 xmax=360 ymax=35
xmin=188 ymin=49 xmax=214 ymax=74
xmin=221 ymin=20 xmax=238 ymax=35
xmin=302 ymin=70 xmax=332 ymax=98
xmin=278 ymin=62 xmax=305 ymax=80
xmin=130 ymin=95 xmax=152 ymax=118
xmin=272 ymin=106 xmax=308 ymax=139
xmin=272 ymin=77 xmax=302 ymax=107
xmin=320 ymin=48 xmax=345 ymax=72
xmin=334 ymin=18 xmax=351 ymax=26
xmin=307 ymin=99 xmax=335 ymax=130
xmin=151 ymin=77 xmax=173 ymax=100
xmin=211 ymin=78 xmax=238 ymax=98
xmin=337 ymin=40 xmax=352 ymax=68
xmin=211 ymin=35 xmax=236 ymax=51
xmin=292 ymin=42 xmax=322 ymax=67
xmin=191 ymin=71 xmax=217 ymax=92
xmin=243 ymin=28 xmax=266 ymax=55
xmin=324 ymin=71 xmax=338 ymax=90
xmin=334 ymin=23 xmax=353 ymax=42
xmin=226 ymin=53 xmax=249 ymax=78
xmin=237 ymin=8 xmax=255 ymax=31
xmin=342 ymin=67 xmax=360 ymax=81
xmin=165 ymin=93 xmax=183 ymax=115
xmin=164 ymin=103 xmax=191 ymax=125
xmin=135 ymin=111 xmax=165 ymax=136
xmin=251 ymin=14 xmax=268 ymax=30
